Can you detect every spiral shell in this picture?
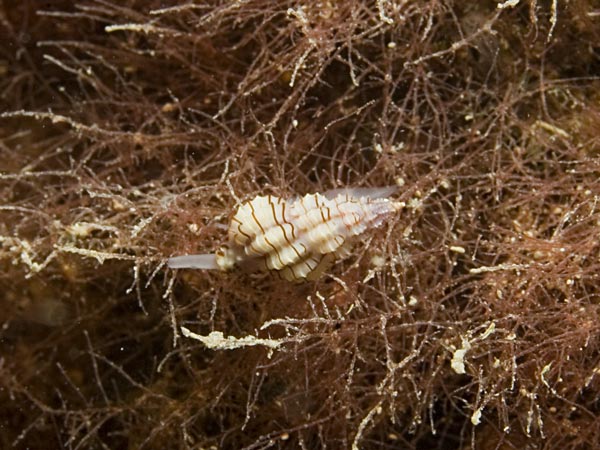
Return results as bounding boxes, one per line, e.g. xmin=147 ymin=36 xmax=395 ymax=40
xmin=168 ymin=188 xmax=401 ymax=280
xmin=212 ymin=189 xmax=402 ymax=281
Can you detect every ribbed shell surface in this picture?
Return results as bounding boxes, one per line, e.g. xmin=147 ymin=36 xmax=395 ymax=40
xmin=215 ymin=192 xmax=399 ymax=281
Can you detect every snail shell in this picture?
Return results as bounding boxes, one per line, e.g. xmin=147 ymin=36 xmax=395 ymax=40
xmin=168 ymin=188 xmax=402 ymax=281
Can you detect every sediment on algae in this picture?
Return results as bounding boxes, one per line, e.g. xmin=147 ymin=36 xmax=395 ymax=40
xmin=1 ymin=1 xmax=599 ymax=449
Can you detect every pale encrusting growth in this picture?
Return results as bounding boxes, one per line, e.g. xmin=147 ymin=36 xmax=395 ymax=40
xmin=168 ymin=188 xmax=403 ymax=281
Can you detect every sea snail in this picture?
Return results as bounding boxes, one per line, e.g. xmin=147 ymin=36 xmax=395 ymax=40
xmin=168 ymin=187 xmax=403 ymax=281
